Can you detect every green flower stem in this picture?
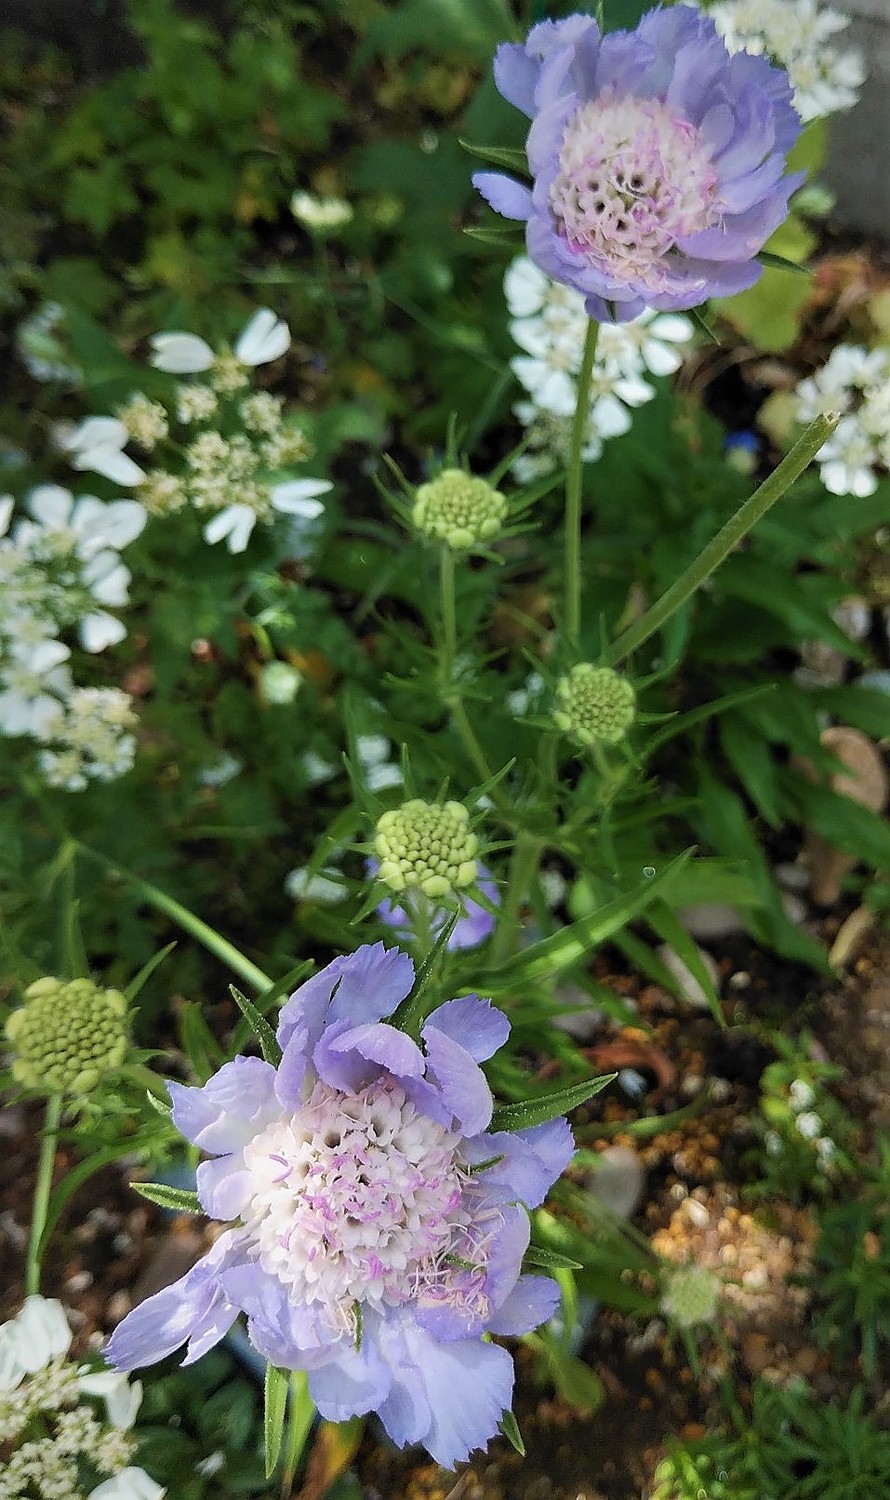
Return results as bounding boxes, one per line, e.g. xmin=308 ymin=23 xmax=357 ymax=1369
xmin=26 ymin=1091 xmax=62 ymax=1297
xmin=438 ymin=543 xmax=512 ymax=816
xmin=74 ymin=843 xmax=273 ymax=993
xmin=564 ymin=319 xmax=599 ymax=647
xmin=439 ymin=546 xmax=458 ymax=685
xmin=281 ymin=1371 xmax=317 ymax=1498
xmin=606 ymin=412 xmax=840 ymax=665
xmin=491 ymin=830 xmax=544 ymax=966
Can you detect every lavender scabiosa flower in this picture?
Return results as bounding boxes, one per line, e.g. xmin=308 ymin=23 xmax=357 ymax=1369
xmin=474 ymin=5 xmax=803 ymax=322
xmin=106 ymin=944 xmax=573 ymax=1468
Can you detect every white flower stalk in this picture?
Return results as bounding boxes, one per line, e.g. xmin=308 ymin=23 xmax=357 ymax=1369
xmin=504 ymin=256 xmax=693 ymax=479
xmin=706 ymin=0 xmax=865 ymax=123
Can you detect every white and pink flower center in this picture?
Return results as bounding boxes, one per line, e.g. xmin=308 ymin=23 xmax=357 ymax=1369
xmin=550 ymin=91 xmax=720 ymax=287
xmin=242 ymin=1078 xmax=473 ymax=1329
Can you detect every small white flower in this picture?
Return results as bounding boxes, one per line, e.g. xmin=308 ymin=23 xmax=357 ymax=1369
xmin=290 ymin=191 xmax=353 ymax=232
xmin=197 ymin=752 xmax=241 ymax=787
xmin=61 ymin=417 xmax=146 ymax=487
xmin=819 ymin=416 xmax=878 ymax=497
xmin=269 ymin=477 xmax=332 ymax=521
xmin=0 ymin=637 xmax=72 ymax=738
xmin=26 ymin=487 xmax=147 ymax=560
xmin=788 ymin=1078 xmax=816 ymax=1111
xmin=764 ymin=1128 xmax=783 ymax=1156
xmin=795 ymin=1110 xmax=823 ymax=1140
xmin=234 ymin=307 xmax=291 ymax=367
xmin=202 ymin=503 xmax=258 ymax=554
xmin=5 ymin=1296 xmax=72 ymax=1377
xmin=0 ymin=495 xmax=14 ymax=537
xmin=149 ymin=331 xmax=215 ymax=374
xmin=259 ymin=660 xmax=303 ymax=705
xmin=78 ymin=1370 xmax=143 ymax=1429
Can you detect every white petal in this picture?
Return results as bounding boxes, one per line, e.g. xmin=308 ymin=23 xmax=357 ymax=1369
xmin=80 ymin=613 xmax=127 ymax=653
xmin=504 ymin=258 xmax=549 ymax=317
xmin=149 ymin=332 xmax=214 ymax=373
xmin=0 ymin=495 xmax=14 ymax=537
xmin=77 ymin=498 xmax=147 ymax=553
xmin=78 ymin=1370 xmax=143 ymax=1429
xmin=235 ymin=307 xmax=291 ymax=366
xmin=270 ymin=478 xmax=331 ymax=517
xmin=641 ymin=339 xmax=683 ymax=377
xmin=72 ymin=447 xmax=146 ymax=486
xmin=65 ymin=416 xmax=129 ymax=454
xmin=203 ymin=505 xmax=256 ymax=552
xmin=28 ymin=484 xmax=74 ymax=527
xmin=13 ymin=1296 xmax=72 ymax=1371
xmin=649 ymin=314 xmax=694 ymax=344
xmin=88 ymin=1467 xmax=166 ymax=1500
xmin=591 ymin=393 xmax=632 ymax=438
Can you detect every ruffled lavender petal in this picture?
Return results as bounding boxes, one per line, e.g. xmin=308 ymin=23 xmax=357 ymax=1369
xmin=277 ymin=941 xmax=414 ymax=1053
xmin=472 ymin=172 xmax=533 ymax=222
xmin=220 ymin=1264 xmax=334 ymax=1369
xmin=423 ymin=995 xmax=509 ymax=1061
xmin=488 ymin=1275 xmax=561 ymax=1336
xmin=421 ymin=1025 xmax=493 ymax=1136
xmin=316 ymin=1020 xmax=425 ymax=1093
xmin=399 ymin=1320 xmax=515 ymax=1469
xmin=105 ymin=1231 xmax=248 ymax=1371
xmin=195 ymin=1156 xmax=253 ymax=1220
xmin=167 ymin=1056 xmax=279 ymax=1154
xmin=464 ymin=1117 xmax=575 ymax=1209
xmin=308 ymin=1340 xmax=392 ymax=1421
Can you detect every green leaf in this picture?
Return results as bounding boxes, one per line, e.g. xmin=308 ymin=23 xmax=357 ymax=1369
xmin=230 ymin=986 xmax=282 ymax=1066
xmin=645 ymin=899 xmax=722 ymax=1026
xmin=124 ymin=942 xmax=177 ymax=1003
xmin=178 ymin=1000 xmax=224 ymax=1084
xmin=757 ymin=250 xmax=811 ymax=275
xmin=463 ymin=222 xmax=525 ymax=246
xmin=489 ymin=1074 xmax=614 ymax=1133
xmin=264 ymin=1364 xmax=289 ymax=1480
xmin=390 ymin=911 xmax=460 ymax=1036
xmin=479 ymin=852 xmax=691 ymax=990
xmin=459 ymin=139 xmax=529 ymax=174
xmin=131 ymin=1182 xmax=202 ymax=1214
xmin=524 ymin=1245 xmax=583 ymax=1272
xmin=499 ymin=1409 xmax=526 ymax=1456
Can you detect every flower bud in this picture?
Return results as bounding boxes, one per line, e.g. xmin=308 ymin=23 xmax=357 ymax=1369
xmin=659 ymin=1265 xmax=721 ymax=1329
xmin=412 ymin=469 xmax=507 ymax=551
xmin=553 ymin=663 xmax=635 ymax=747
xmin=374 ymin=799 xmax=478 ymax=899
xmin=6 ymin=977 xmax=129 ymax=1096
xmin=259 ymin=660 xmax=303 ymax=706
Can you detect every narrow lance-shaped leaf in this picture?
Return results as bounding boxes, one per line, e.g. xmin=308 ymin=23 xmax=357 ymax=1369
xmin=489 ymin=1073 xmax=614 ymax=1133
xmin=523 ymin=1245 xmax=583 ymax=1272
xmin=390 ymin=910 xmax=460 ymax=1036
xmin=479 ymin=853 xmax=691 ymax=990
xmin=758 ymin=249 xmax=811 ymax=275
xmin=459 ymin=139 xmax=530 ymax=174
xmin=499 ymin=1409 xmax=526 ymax=1456
xmin=230 ymin=985 xmax=282 ymax=1066
xmin=131 ymin=1182 xmax=202 ymax=1214
xmin=264 ymin=1364 xmax=289 ymax=1480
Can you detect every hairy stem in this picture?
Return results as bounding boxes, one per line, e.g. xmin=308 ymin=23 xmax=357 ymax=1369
xmin=564 ymin=319 xmax=599 ymax=647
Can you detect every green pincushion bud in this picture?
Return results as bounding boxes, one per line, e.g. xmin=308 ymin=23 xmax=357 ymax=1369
xmin=553 ymin=663 xmax=635 ymax=747
xmin=374 ymin=799 xmax=479 ymax=899
xmin=6 ymin=977 xmax=129 ymax=1096
xmin=659 ymin=1265 xmax=721 ymax=1329
xmin=412 ymin=469 xmax=507 ymax=551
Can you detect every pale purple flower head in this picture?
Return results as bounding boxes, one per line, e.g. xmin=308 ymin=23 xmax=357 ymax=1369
xmin=370 ymin=859 xmax=499 ymax=950
xmin=474 ymin=5 xmax=803 ymax=322
xmin=105 ymin=943 xmax=573 ymax=1469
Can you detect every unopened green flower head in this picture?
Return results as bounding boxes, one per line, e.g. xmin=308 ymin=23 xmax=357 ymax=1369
xmin=660 ymin=1265 xmax=721 ymax=1329
xmin=412 ymin=469 xmax=507 ymax=551
xmin=374 ymin=799 xmax=479 ymax=899
xmin=553 ymin=663 xmax=635 ymax=747
xmin=6 ymin=977 xmax=129 ymax=1096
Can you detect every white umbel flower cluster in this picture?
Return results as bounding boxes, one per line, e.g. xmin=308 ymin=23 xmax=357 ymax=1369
xmin=59 ymin=308 xmax=331 ymax=555
xmin=0 ymin=489 xmax=143 ymax=789
xmin=504 ymin=258 xmax=694 ymax=481
xmin=706 ymin=0 xmax=865 ymax=123
xmin=793 ymin=345 xmax=890 ymax=497
xmin=0 ymin=1296 xmax=163 ymax=1500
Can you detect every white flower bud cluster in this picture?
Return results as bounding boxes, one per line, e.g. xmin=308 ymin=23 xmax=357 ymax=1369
xmin=503 ymin=257 xmax=694 ymax=481
xmin=706 ymin=0 xmax=864 ymax=124
xmin=52 ymin=307 xmax=332 ymax=554
xmin=0 ymin=491 xmax=144 ymax=790
xmin=0 ymin=1297 xmax=163 ymax=1500
xmin=794 ymin=345 xmax=890 ymax=499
